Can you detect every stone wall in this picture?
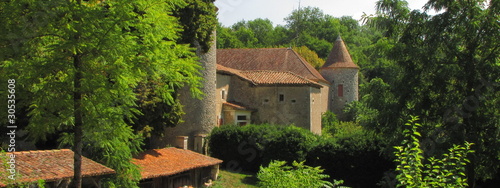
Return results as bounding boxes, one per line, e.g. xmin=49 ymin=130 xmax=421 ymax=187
xmin=227 ymin=76 xmax=315 ymax=131
xmin=321 ymin=68 xmax=359 ymax=116
xmin=152 ymin=32 xmax=217 ymax=149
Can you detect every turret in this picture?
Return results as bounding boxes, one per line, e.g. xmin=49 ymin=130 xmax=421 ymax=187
xmin=320 ymin=36 xmax=359 ymax=116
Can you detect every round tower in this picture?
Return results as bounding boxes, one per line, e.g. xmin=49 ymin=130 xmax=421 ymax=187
xmin=153 ymin=31 xmax=217 ymax=150
xmin=320 ymin=36 xmax=359 ymax=117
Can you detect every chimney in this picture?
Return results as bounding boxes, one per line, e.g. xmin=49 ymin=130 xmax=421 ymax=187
xmin=175 ymin=136 xmax=189 ymax=150
xmin=194 ymin=134 xmax=208 ymax=154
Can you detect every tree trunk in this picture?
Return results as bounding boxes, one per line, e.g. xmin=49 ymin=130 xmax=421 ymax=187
xmin=73 ymin=53 xmax=83 ymax=188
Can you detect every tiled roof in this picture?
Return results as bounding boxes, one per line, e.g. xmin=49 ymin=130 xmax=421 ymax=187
xmin=217 ymin=48 xmax=328 ymax=83
xmin=223 ymin=101 xmax=254 ymax=111
xmin=240 ymin=70 xmax=323 ymax=88
xmin=322 ymin=36 xmax=359 ymax=69
xmin=217 ymin=64 xmax=323 ymax=88
xmin=132 ymin=148 xmax=222 ymax=179
xmin=0 ymin=149 xmax=115 ymax=187
xmin=216 ymin=64 xmax=254 ymax=83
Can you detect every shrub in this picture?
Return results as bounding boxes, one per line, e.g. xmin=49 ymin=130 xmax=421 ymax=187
xmin=392 ymin=116 xmax=474 ymax=187
xmin=261 ymin=126 xmax=319 ymax=166
xmin=312 ymin=118 xmax=392 ymax=187
xmin=257 ymin=160 xmax=335 ymax=188
xmin=208 ymin=124 xmax=318 ymax=172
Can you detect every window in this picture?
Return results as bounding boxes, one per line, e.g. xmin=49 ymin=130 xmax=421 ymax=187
xmin=237 ymin=115 xmax=247 ymax=121
xmin=221 ymin=89 xmax=226 ymax=100
xmin=279 ymin=94 xmax=284 ymax=102
xmin=338 ymin=84 xmax=344 ymax=97
xmin=291 ymin=99 xmax=296 ymax=103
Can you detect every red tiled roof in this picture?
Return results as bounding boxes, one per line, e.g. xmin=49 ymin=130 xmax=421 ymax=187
xmin=217 ymin=48 xmax=328 ymax=83
xmin=217 ymin=64 xmax=322 ymax=88
xmin=131 ymin=148 xmax=222 ymax=179
xmin=240 ymin=70 xmax=323 ymax=88
xmin=216 ymin=64 xmax=255 ymax=84
xmin=223 ymin=101 xmax=253 ymax=111
xmin=322 ymin=36 xmax=359 ymax=69
xmin=0 ymin=149 xmax=115 ymax=187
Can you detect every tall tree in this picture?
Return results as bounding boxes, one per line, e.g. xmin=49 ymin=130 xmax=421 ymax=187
xmin=372 ymin=0 xmax=500 ymax=186
xmin=0 ymin=0 xmax=204 ymax=187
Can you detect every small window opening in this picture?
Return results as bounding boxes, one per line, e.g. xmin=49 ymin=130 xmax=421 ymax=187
xmin=221 ymin=89 xmax=226 ymax=100
xmin=237 ymin=115 xmax=247 ymax=121
xmin=338 ymin=84 xmax=344 ymax=97
xmin=279 ymin=94 xmax=284 ymax=102
xmin=291 ymin=99 xmax=296 ymax=103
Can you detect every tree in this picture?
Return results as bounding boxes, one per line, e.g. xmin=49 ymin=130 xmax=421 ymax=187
xmin=0 ymin=0 xmax=206 ymax=187
xmin=293 ymin=46 xmax=325 ymax=69
xmin=372 ymin=0 xmax=500 ymax=185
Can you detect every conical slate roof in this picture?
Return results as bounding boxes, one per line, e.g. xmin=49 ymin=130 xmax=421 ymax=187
xmin=322 ymin=36 xmax=359 ymax=69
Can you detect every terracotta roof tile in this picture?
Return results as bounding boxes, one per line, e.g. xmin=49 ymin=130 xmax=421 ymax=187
xmin=322 ymin=36 xmax=359 ymax=69
xmin=216 ymin=64 xmax=254 ymax=84
xmin=131 ymin=148 xmax=222 ymax=179
xmin=240 ymin=70 xmax=323 ymax=88
xmin=223 ymin=101 xmax=254 ymax=111
xmin=0 ymin=149 xmax=115 ymax=187
xmin=217 ymin=64 xmax=322 ymax=88
xmin=217 ymin=48 xmax=328 ymax=83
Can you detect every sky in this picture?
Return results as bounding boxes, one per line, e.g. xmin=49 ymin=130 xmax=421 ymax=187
xmin=215 ymin=0 xmax=431 ymax=26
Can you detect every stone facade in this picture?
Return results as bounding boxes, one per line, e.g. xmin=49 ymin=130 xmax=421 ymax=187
xmin=215 ymin=65 xmax=327 ymax=134
xmin=320 ymin=36 xmax=359 ymax=117
xmin=158 ymin=35 xmax=359 ymax=147
xmin=321 ymin=68 xmax=359 ymax=115
xmin=153 ymin=31 xmax=217 ymax=149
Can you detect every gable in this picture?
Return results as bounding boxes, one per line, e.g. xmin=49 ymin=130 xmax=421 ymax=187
xmin=217 ymin=48 xmax=328 ymax=83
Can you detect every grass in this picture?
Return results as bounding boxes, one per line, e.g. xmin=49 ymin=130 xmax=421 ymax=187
xmin=212 ymin=170 xmax=259 ymax=188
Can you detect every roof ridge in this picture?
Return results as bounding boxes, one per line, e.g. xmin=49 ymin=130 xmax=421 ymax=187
xmin=6 ymin=149 xmax=72 ymax=154
xmin=289 ymin=48 xmax=328 ymax=83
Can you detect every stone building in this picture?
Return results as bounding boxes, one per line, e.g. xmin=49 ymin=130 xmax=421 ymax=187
xmin=156 ymin=35 xmax=358 ymax=148
xmin=320 ymin=36 xmax=359 ymax=116
xmin=215 ymin=48 xmax=330 ymax=134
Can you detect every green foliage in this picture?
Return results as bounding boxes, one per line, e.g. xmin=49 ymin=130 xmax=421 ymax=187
xmin=174 ymin=0 xmax=217 ymax=52
xmin=0 ymin=0 xmax=207 ymax=186
xmin=293 ymin=46 xmax=325 ymax=69
xmin=257 ymin=160 xmax=335 ymax=188
xmin=208 ymin=124 xmax=318 ymax=172
xmin=261 ymin=126 xmax=318 ymax=166
xmin=315 ymin=114 xmax=391 ymax=187
xmin=393 ymin=116 xmax=474 ymax=187
xmin=209 ymin=123 xmax=391 ymax=187
xmin=369 ymin=0 xmax=500 ymax=183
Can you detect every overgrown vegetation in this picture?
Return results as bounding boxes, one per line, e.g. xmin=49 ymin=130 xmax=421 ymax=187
xmin=391 ymin=116 xmax=474 ymax=187
xmin=216 ymin=0 xmax=499 ymax=186
xmin=208 ymin=123 xmax=391 ymax=187
xmin=257 ymin=160 xmax=339 ymax=188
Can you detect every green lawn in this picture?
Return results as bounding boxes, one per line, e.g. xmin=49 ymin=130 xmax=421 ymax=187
xmin=212 ymin=170 xmax=259 ymax=188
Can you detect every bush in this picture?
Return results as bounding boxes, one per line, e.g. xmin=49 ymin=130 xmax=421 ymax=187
xmin=208 ymin=124 xmax=318 ymax=172
xmin=261 ymin=126 xmax=319 ymax=165
xmin=257 ymin=160 xmax=336 ymax=188
xmin=208 ymin=123 xmax=393 ymax=187
xmin=392 ymin=116 xmax=474 ymax=187
xmin=311 ymin=117 xmax=392 ymax=187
